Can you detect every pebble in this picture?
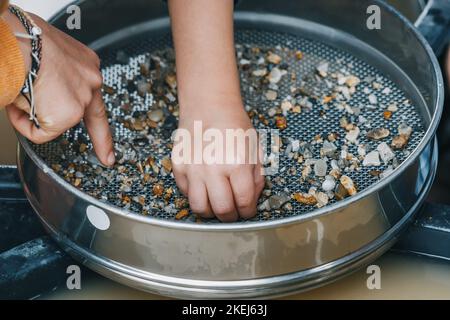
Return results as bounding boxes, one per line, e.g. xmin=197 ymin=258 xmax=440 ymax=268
xmin=357 ymin=144 xmax=367 ymax=157
xmin=345 ymin=75 xmax=360 ymax=87
xmin=367 ymin=128 xmax=390 ymax=140
xmin=86 ymin=151 xmax=106 ymax=168
xmin=175 ymin=209 xmax=189 ymax=220
xmin=253 ymin=68 xmax=267 ymax=77
xmin=387 ymin=103 xmax=398 ymax=112
xmin=148 ymin=109 xmax=164 ymax=122
xmin=314 ymin=159 xmax=328 ymax=177
xmin=391 ymin=134 xmax=409 ymax=150
xmin=377 ymin=142 xmax=395 ymax=163
xmin=292 ymin=193 xmax=317 ymax=205
xmin=291 ymin=139 xmax=300 ymax=153
xmin=321 ymin=141 xmax=337 ymax=157
xmin=267 ymin=52 xmax=282 ymax=64
xmin=137 ymin=80 xmax=151 ymax=97
xmin=340 ymin=175 xmax=357 ymax=195
xmin=368 ymin=94 xmax=377 ymax=104
xmin=363 ymin=150 xmax=381 ymax=166
xmin=267 ymin=107 xmax=278 ymax=117
xmin=268 ymin=67 xmax=284 ymax=84
xmin=258 ymin=199 xmax=270 ymax=211
xmin=322 ymin=176 xmax=336 ymax=192
xmin=268 ymin=194 xmax=290 ymax=210
xmin=316 ymin=61 xmax=329 ymax=77
xmin=280 ymin=100 xmax=293 ymax=114
xmin=265 ymin=90 xmax=278 ymax=101
xmin=165 ymin=74 xmax=177 ymax=89
xmin=398 ymin=123 xmax=412 ymax=137
xmin=334 ymin=183 xmax=349 ymax=200
xmin=315 ymin=192 xmax=329 ymax=208
xmin=345 ymin=127 xmax=360 ymax=144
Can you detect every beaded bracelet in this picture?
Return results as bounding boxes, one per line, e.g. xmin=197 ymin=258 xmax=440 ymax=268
xmin=8 ymin=5 xmax=42 ymax=128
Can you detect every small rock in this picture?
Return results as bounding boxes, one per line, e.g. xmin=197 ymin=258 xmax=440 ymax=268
xmin=267 ymin=107 xmax=278 ymax=117
xmin=280 ymin=100 xmax=293 ymax=114
xmin=165 ymin=74 xmax=177 ymax=89
xmin=292 ymin=193 xmax=317 ymax=205
xmin=340 ymin=175 xmax=357 ymax=195
xmin=387 ymin=103 xmax=398 ymax=112
xmin=398 ymin=123 xmax=412 ymax=137
xmin=314 ymin=159 xmax=328 ymax=177
xmin=316 ymin=61 xmax=329 ymax=77
xmin=275 ymin=116 xmax=287 ymax=130
xmin=291 ymin=140 xmax=300 ymax=152
xmin=329 ymin=168 xmax=342 ymax=180
xmin=86 ymin=151 xmax=106 ymax=168
xmin=152 ymin=183 xmax=164 ymax=197
xmin=161 ymin=157 xmax=172 ymax=172
xmin=321 ymin=141 xmax=337 ymax=157
xmin=382 ymin=87 xmax=391 ymax=95
xmin=335 ymin=183 xmax=349 ymax=200
xmin=345 ymin=127 xmax=360 ymax=144
xmin=267 ymin=52 xmax=282 ymax=64
xmin=345 ymin=75 xmax=360 ymax=87
xmin=268 ymin=194 xmax=290 ymax=210
xmin=258 ymin=199 xmax=270 ymax=211
xmin=367 ymin=128 xmax=390 ymax=140
xmin=137 ymin=80 xmax=151 ymax=97
xmin=175 ymin=209 xmax=189 ymax=220
xmin=265 ymin=90 xmax=278 ymax=101
xmin=253 ymin=68 xmax=267 ymax=77
xmin=363 ymin=151 xmax=381 ymax=166
xmin=368 ymin=94 xmax=377 ymax=104
xmin=315 ymin=192 xmax=329 ymax=208
xmin=357 ymin=144 xmax=367 ymax=157
xmin=268 ymin=67 xmax=284 ymax=84
xmin=148 ymin=109 xmax=164 ymax=122
xmin=322 ymin=176 xmax=336 ymax=192
xmin=377 ymin=142 xmax=395 ymax=163
xmin=391 ymin=134 xmax=409 ymax=150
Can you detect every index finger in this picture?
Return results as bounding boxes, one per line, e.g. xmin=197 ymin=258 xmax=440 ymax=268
xmin=84 ymin=90 xmax=115 ymax=166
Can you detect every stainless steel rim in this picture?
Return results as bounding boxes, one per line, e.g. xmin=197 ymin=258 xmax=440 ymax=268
xmin=17 ymin=138 xmax=438 ymax=298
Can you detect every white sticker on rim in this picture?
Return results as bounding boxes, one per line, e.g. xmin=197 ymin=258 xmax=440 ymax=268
xmin=86 ymin=205 xmax=110 ymax=231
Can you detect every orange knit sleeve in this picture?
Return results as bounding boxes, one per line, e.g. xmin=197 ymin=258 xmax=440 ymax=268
xmin=0 ymin=1 xmax=26 ymax=109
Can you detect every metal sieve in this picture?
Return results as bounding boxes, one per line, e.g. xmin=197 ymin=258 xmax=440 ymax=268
xmin=32 ymin=28 xmax=426 ymax=222
xmin=17 ymin=0 xmax=444 ymax=298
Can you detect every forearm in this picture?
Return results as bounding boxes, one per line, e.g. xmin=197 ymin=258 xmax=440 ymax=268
xmin=168 ymin=0 xmax=242 ymax=113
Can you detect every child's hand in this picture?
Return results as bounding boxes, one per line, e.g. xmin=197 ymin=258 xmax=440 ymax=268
xmin=4 ymin=12 xmax=114 ymax=167
xmin=168 ymin=0 xmax=264 ymax=221
xmin=173 ymin=104 xmax=265 ymax=222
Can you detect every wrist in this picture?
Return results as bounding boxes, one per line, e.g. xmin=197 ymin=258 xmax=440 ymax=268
xmin=178 ymin=79 xmax=244 ymax=113
xmin=2 ymin=10 xmax=32 ymax=73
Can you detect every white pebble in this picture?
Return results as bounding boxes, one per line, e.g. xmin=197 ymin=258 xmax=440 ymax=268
xmin=363 ymin=150 xmax=381 ymax=166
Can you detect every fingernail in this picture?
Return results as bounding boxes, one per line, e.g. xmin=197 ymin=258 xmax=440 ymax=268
xmin=107 ymin=152 xmax=115 ymax=166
